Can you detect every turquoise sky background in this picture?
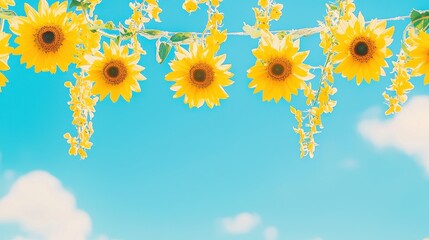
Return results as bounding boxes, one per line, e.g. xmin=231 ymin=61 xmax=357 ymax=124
xmin=1 ymin=0 xmax=429 ymax=240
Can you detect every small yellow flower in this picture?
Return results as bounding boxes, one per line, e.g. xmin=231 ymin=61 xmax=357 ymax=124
xmin=210 ymin=0 xmax=221 ymax=7
xmin=319 ymin=30 xmax=332 ymax=54
xmin=183 ymin=0 xmax=198 ymax=13
xmin=258 ymin=0 xmax=269 ymax=8
xmin=270 ymin=4 xmax=283 ymax=21
xmin=148 ymin=4 xmax=162 ymax=22
xmin=0 ymin=0 xmax=14 ymax=9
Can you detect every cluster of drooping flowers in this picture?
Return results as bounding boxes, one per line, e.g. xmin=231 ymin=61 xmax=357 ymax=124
xmin=243 ymin=0 xmax=283 ymax=38
xmin=383 ymin=17 xmax=429 ymax=115
xmin=0 ymin=0 xmax=429 ymax=160
xmin=64 ymin=73 xmax=98 ymax=159
xmin=289 ymin=0 xmax=355 ymax=158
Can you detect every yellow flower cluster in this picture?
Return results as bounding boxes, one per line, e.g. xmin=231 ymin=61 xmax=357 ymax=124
xmin=383 ymin=50 xmax=413 ymax=115
xmin=64 ymin=73 xmax=98 ymax=159
xmin=124 ymin=1 xmax=162 ymax=55
xmin=182 ymin=0 xmax=221 ymax=13
xmin=0 ymin=33 xmax=12 ymax=92
xmin=242 ymin=0 xmax=283 ymax=38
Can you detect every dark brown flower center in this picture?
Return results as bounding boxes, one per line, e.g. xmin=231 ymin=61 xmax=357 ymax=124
xmin=103 ymin=60 xmax=128 ymax=85
xmin=350 ymin=36 xmax=376 ymax=63
xmin=189 ymin=63 xmax=214 ymax=88
xmin=35 ymin=26 xmax=64 ymax=53
xmin=268 ymin=59 xmax=292 ymax=81
xmin=354 ymin=42 xmax=369 ymax=56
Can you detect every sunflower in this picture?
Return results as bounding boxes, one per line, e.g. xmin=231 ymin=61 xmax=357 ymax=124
xmin=247 ymin=32 xmax=314 ymax=102
xmin=84 ymin=41 xmax=146 ymax=103
xmin=0 ymin=0 xmax=14 ymax=9
xmin=0 ymin=33 xmax=12 ymax=92
xmin=165 ymin=42 xmax=234 ymax=108
xmin=10 ymin=0 xmax=80 ymax=73
xmin=332 ymin=13 xmax=394 ymax=85
xmin=406 ymin=30 xmax=429 ymax=85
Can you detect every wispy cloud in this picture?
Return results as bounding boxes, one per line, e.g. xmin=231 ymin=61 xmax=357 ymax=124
xmin=341 ymin=158 xmax=359 ymax=170
xmin=264 ymin=226 xmax=278 ymax=240
xmin=358 ymin=96 xmax=429 ymax=175
xmin=220 ymin=212 xmax=261 ymax=234
xmin=0 ymin=171 xmax=92 ymax=240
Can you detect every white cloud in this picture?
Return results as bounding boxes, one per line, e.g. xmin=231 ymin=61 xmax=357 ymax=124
xmin=0 ymin=170 xmax=92 ymax=240
xmin=358 ymin=96 xmax=429 ymax=175
xmin=220 ymin=212 xmax=261 ymax=234
xmin=264 ymin=226 xmax=278 ymax=240
xmin=311 ymin=237 xmax=323 ymax=240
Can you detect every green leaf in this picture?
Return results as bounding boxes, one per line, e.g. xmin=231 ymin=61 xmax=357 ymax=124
xmin=0 ymin=9 xmax=16 ymax=19
xmin=169 ymin=33 xmax=191 ymax=42
xmin=156 ymin=41 xmax=172 ymax=64
xmin=410 ymin=9 xmax=429 ymax=31
xmin=69 ymin=0 xmax=90 ymax=9
xmin=139 ymin=29 xmax=165 ymax=40
xmin=104 ymin=21 xmax=116 ymax=30
xmin=276 ymin=31 xmax=287 ymax=40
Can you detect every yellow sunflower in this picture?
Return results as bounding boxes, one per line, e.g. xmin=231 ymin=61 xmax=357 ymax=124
xmin=332 ymin=13 xmax=394 ymax=85
xmin=10 ymin=0 xmax=80 ymax=73
xmin=0 ymin=33 xmax=12 ymax=92
xmin=165 ymin=42 xmax=234 ymax=108
xmin=0 ymin=0 xmax=14 ymax=9
xmin=84 ymin=41 xmax=146 ymax=103
xmin=406 ymin=30 xmax=429 ymax=85
xmin=247 ymin=32 xmax=314 ymax=102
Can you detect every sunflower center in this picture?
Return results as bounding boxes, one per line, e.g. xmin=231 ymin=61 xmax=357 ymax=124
xmin=268 ymin=59 xmax=292 ymax=81
xmin=189 ymin=63 xmax=214 ymax=88
xmin=103 ymin=60 xmax=128 ymax=85
xmin=354 ymin=42 xmax=369 ymax=56
xmin=350 ymin=36 xmax=376 ymax=63
xmin=193 ymin=69 xmax=207 ymax=82
xmin=35 ymin=26 xmax=64 ymax=53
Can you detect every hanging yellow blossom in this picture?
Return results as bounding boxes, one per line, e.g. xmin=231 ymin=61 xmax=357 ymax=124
xmin=247 ymin=32 xmax=314 ymax=102
xmin=84 ymin=41 xmax=146 ymax=102
xmin=183 ymin=0 xmax=198 ymax=13
xmin=10 ymin=0 xmax=81 ymax=73
xmin=406 ymin=30 xmax=429 ymax=84
xmin=0 ymin=0 xmax=14 ymax=9
xmin=270 ymin=4 xmax=283 ymax=21
xmin=64 ymin=73 xmax=98 ymax=160
xmin=165 ymin=42 xmax=234 ymax=108
xmin=332 ymin=13 xmax=394 ymax=85
xmin=0 ymin=33 xmax=12 ymax=92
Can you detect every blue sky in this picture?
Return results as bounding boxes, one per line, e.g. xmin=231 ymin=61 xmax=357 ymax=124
xmin=1 ymin=0 xmax=429 ymax=240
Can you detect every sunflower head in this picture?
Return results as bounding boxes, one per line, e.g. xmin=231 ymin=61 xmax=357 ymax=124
xmin=332 ymin=12 xmax=394 ymax=85
xmin=247 ymin=31 xmax=314 ymax=102
xmin=165 ymin=42 xmax=234 ymax=108
xmin=10 ymin=0 xmax=81 ymax=73
xmin=84 ymin=41 xmax=146 ymax=103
